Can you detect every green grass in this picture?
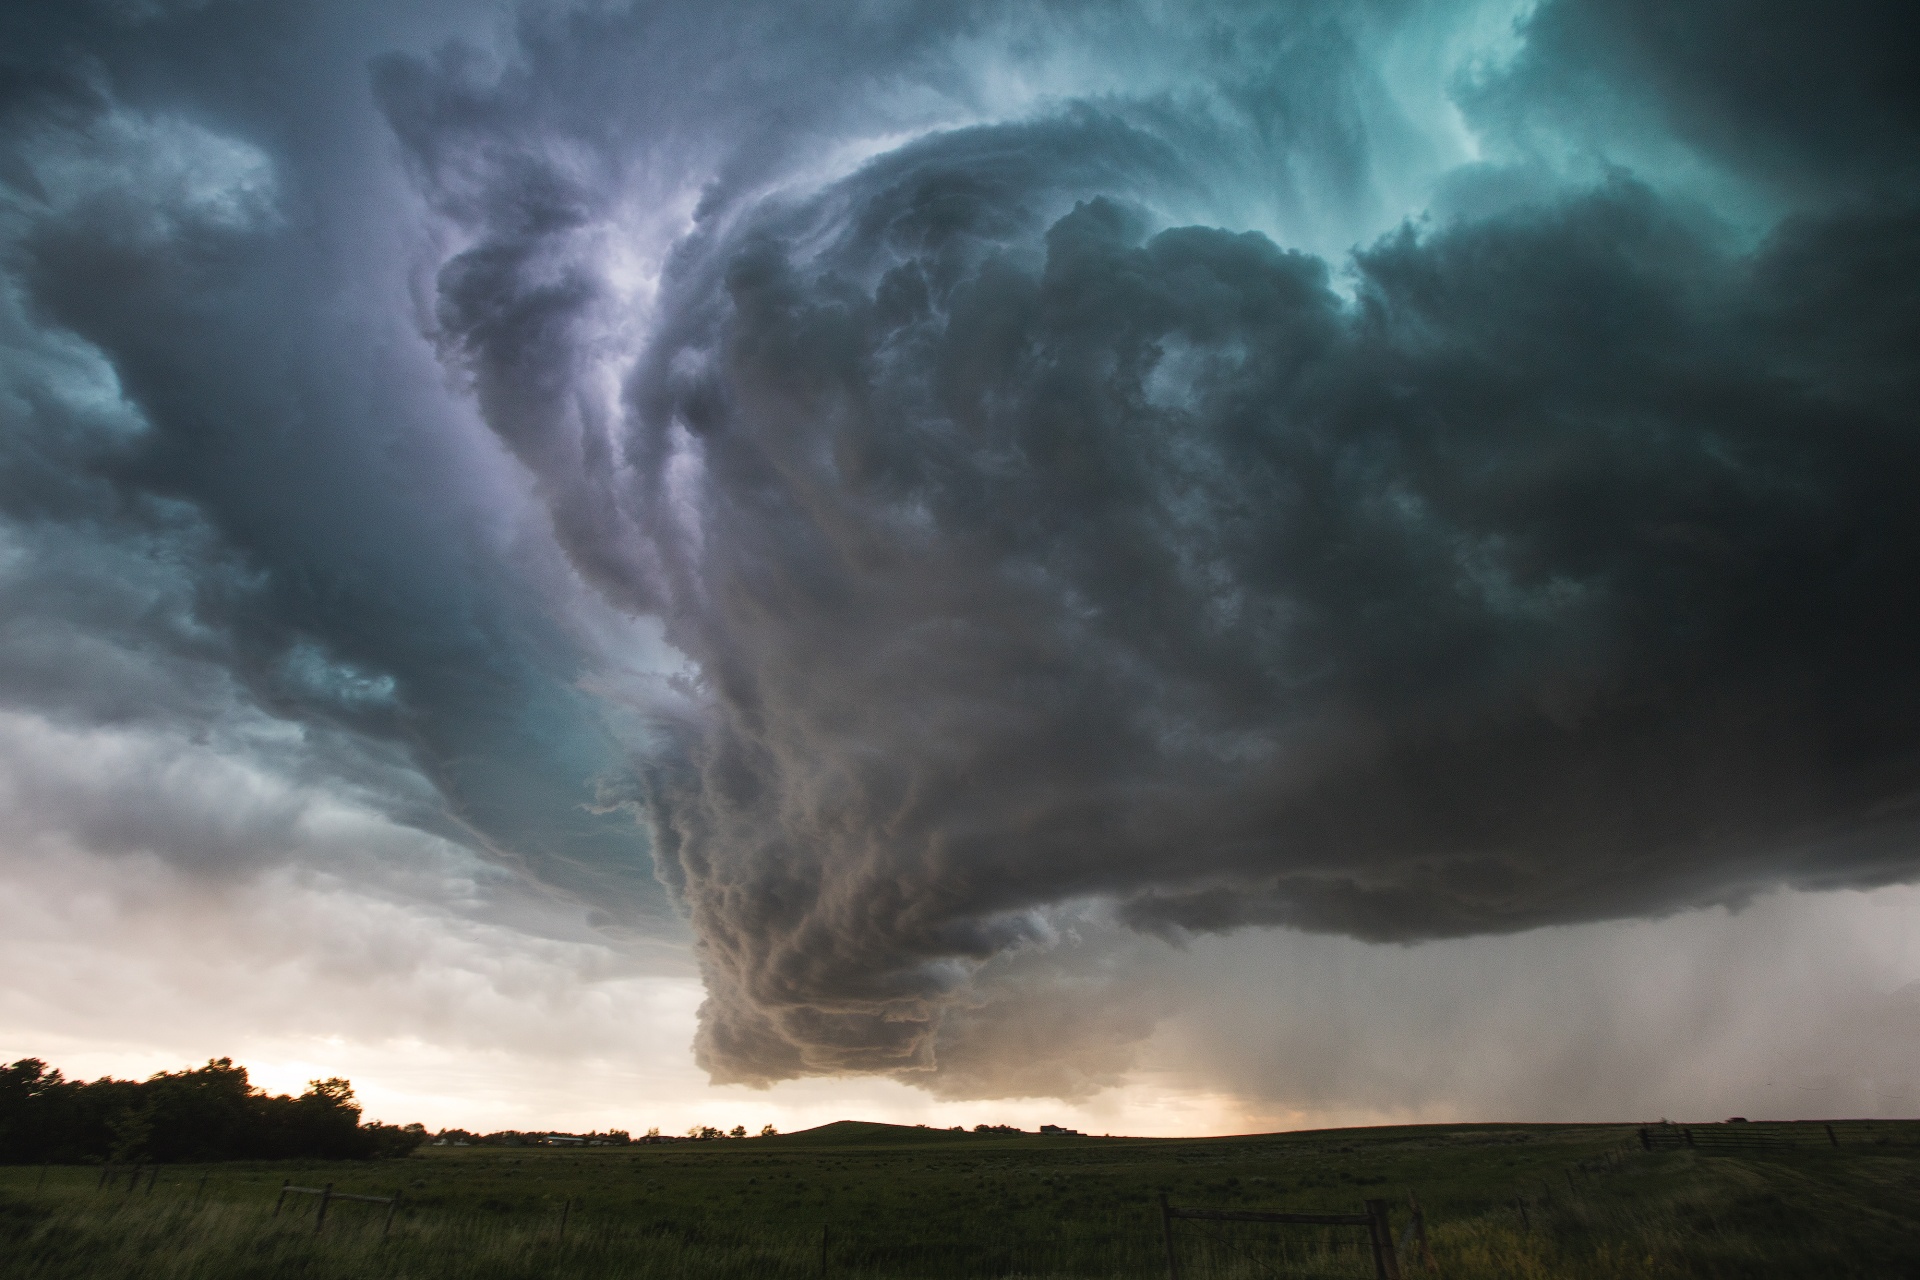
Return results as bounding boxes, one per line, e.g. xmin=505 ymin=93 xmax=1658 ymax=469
xmin=3 ymin=1121 xmax=1918 ymax=1278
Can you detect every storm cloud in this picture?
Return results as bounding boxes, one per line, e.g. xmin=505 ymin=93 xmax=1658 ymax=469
xmin=5 ymin=0 xmax=1920 ymax=1097
xmin=627 ymin=165 xmax=1920 ymax=1081
xmin=0 ymin=0 xmax=672 ymax=925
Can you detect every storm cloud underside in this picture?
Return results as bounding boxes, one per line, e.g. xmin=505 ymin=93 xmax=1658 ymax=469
xmin=4 ymin=0 xmax=1919 ymax=1093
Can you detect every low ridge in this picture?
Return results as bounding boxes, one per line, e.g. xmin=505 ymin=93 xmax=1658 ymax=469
xmin=764 ymin=1120 xmax=991 ymax=1146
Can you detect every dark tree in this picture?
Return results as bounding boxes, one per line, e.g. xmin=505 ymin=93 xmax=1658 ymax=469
xmin=0 ymin=1056 xmax=428 ymax=1164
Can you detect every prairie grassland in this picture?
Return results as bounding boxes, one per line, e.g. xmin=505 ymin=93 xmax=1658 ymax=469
xmin=3 ymin=1121 xmax=1917 ymax=1278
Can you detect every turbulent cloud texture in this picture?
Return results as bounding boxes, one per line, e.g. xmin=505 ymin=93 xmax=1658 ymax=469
xmin=5 ymin=0 xmax=1920 ymax=1095
xmin=633 ymin=175 xmax=1920 ymax=1080
xmin=0 ymin=0 xmax=670 ymax=926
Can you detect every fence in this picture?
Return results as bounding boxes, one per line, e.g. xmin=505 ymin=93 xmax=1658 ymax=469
xmin=1158 ymin=1191 xmax=1413 ymax=1280
xmin=1639 ymin=1123 xmax=1842 ymax=1153
xmin=27 ymin=1122 xmax=1907 ymax=1278
xmin=274 ymin=1178 xmax=403 ymax=1237
xmin=95 ymin=1163 xmax=160 ymax=1194
xmin=45 ymin=1171 xmax=1127 ymax=1277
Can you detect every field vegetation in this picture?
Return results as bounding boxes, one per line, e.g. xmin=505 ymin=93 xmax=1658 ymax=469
xmin=3 ymin=1119 xmax=1918 ymax=1278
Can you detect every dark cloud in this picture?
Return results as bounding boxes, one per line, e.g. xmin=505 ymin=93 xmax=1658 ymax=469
xmin=0 ymin=0 xmax=663 ymax=919
xmin=6 ymin=0 xmax=1919 ymax=1099
xmin=365 ymin=0 xmax=1920 ymax=1088
xmin=614 ymin=132 xmax=1920 ymax=1082
xmin=1472 ymin=0 xmax=1920 ymax=197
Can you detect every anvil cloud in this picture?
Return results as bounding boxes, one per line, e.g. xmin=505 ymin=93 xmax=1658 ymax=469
xmin=3 ymin=0 xmax=1918 ymax=1102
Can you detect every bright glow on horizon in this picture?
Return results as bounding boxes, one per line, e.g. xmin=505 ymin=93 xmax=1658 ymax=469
xmin=5 ymin=808 xmax=1914 ymax=1135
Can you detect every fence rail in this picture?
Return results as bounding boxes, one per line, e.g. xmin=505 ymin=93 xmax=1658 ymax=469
xmin=23 ymin=1121 xmax=1906 ymax=1277
xmin=274 ymin=1178 xmax=401 ymax=1237
xmin=1639 ymin=1124 xmax=1843 ymax=1153
xmin=94 ymin=1162 xmax=162 ymax=1193
xmin=1159 ymin=1192 xmax=1403 ymax=1280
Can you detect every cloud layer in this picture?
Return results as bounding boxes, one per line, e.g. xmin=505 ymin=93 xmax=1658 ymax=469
xmin=389 ymin=1 xmax=1920 ymax=1082
xmin=4 ymin=0 xmax=1919 ymax=1100
xmin=635 ymin=168 xmax=1920 ymax=1082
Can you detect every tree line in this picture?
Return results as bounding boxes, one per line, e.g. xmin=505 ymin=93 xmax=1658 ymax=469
xmin=0 ymin=1057 xmax=426 ymax=1164
xmin=429 ymin=1128 xmax=632 ymax=1146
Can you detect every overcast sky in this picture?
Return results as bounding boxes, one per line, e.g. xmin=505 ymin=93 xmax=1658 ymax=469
xmin=1 ymin=0 xmax=1916 ymax=1136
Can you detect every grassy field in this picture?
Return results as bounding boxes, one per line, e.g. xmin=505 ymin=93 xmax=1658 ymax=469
xmin=3 ymin=1119 xmax=1918 ymax=1278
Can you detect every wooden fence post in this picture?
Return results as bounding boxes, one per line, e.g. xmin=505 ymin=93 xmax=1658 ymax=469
xmin=1682 ymin=1128 xmax=1695 ymax=1149
xmin=314 ymin=1183 xmax=333 ymax=1234
xmin=1159 ymin=1192 xmax=1182 ymax=1280
xmin=1365 ymin=1200 xmax=1401 ymax=1280
xmin=384 ymin=1191 xmax=401 ymax=1239
xmin=97 ymin=1164 xmax=111 ymax=1192
xmin=274 ymin=1178 xmax=290 ymax=1217
xmin=557 ymin=1197 xmax=570 ymax=1242
xmin=1513 ymin=1195 xmax=1530 ymax=1233
xmin=1826 ymin=1124 xmax=1839 ymax=1148
xmin=1406 ymin=1191 xmax=1437 ymax=1274
xmin=1638 ymin=1127 xmax=1651 ymax=1151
